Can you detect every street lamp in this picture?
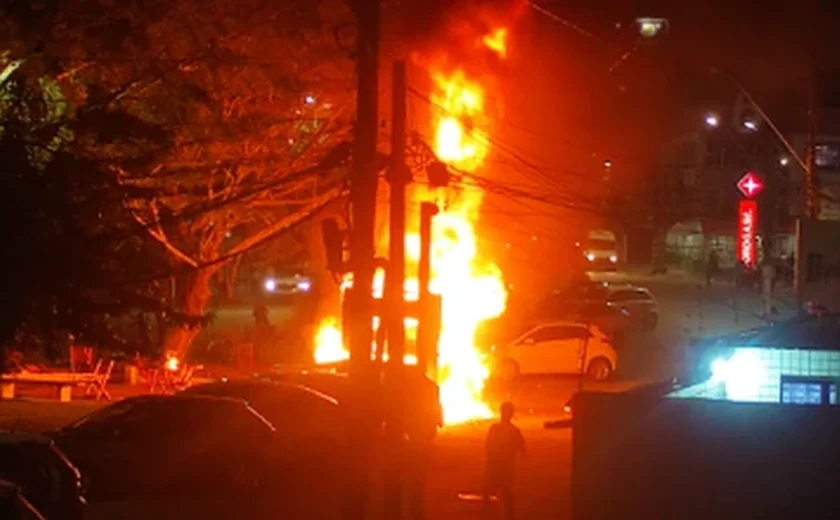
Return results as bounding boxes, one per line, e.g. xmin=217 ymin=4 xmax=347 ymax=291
xmin=779 ymin=157 xmax=789 ymax=167
xmin=635 ymin=17 xmax=668 ymax=39
xmin=704 ymin=113 xmax=720 ymax=128
xmin=742 ymin=119 xmax=758 ymax=132
xmin=708 ymin=67 xmax=807 ymax=173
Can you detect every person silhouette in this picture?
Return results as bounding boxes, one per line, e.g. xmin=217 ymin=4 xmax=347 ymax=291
xmin=483 ymin=401 xmax=526 ymax=520
xmin=706 ymin=249 xmax=720 ymax=287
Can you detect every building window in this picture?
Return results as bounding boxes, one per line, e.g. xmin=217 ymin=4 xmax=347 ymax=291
xmin=815 ymin=143 xmax=840 ymax=171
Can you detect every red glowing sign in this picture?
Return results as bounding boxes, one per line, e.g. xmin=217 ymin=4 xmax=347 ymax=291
xmin=737 ymin=172 xmax=764 ymax=199
xmin=737 ymin=200 xmax=758 ymax=267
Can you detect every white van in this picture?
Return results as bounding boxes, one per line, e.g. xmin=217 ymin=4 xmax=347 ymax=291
xmin=581 ymin=230 xmax=618 ymax=270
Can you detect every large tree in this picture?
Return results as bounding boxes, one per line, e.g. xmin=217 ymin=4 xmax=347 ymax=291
xmin=0 ymin=64 xmax=174 ymax=364
xmin=2 ymin=0 xmax=356 ymax=358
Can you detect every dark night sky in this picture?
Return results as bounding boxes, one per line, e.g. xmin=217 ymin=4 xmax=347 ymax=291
xmin=385 ymin=0 xmax=840 ymax=286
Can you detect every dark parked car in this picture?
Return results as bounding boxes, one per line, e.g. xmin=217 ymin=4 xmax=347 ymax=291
xmin=188 ymin=369 xmax=443 ymax=443
xmin=181 ymin=379 xmax=343 ymax=445
xmin=0 ymin=433 xmax=85 ymax=520
xmin=0 ymin=479 xmax=46 ymax=520
xmin=263 ymin=368 xmax=443 ymax=442
xmin=51 ymin=394 xmax=350 ymax=516
xmin=50 ymin=395 xmax=279 ymax=501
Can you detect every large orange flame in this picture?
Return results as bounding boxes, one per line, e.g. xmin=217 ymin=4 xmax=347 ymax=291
xmin=431 ymin=69 xmax=487 ymax=171
xmin=482 ymin=27 xmax=508 ymax=58
xmin=313 ymin=27 xmax=509 ymax=425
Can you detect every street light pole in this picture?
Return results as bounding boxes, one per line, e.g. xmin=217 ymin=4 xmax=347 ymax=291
xmin=708 ymin=67 xmax=820 ymax=315
xmin=804 ymin=61 xmax=820 ymax=219
xmin=709 ymin=67 xmax=810 ymax=178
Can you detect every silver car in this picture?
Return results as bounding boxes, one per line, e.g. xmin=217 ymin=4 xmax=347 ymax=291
xmin=535 ymin=283 xmax=659 ymax=346
xmin=601 ymin=285 xmax=659 ymax=331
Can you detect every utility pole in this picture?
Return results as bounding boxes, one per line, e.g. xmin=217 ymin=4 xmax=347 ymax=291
xmin=384 ymin=60 xmax=409 ymax=520
xmin=795 ymin=53 xmax=820 ymax=315
xmin=345 ymin=0 xmax=380 ymax=519
xmin=417 ymin=202 xmax=439 ymax=381
xmin=804 ymin=58 xmax=820 ymax=220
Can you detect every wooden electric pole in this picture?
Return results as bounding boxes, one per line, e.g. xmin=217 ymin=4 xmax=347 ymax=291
xmin=417 ymin=203 xmax=439 ymax=382
xmin=345 ymin=0 xmax=380 ymax=519
xmin=804 ymin=58 xmax=820 ymax=220
xmin=387 ymin=61 xmax=409 ymax=373
xmin=384 ymin=60 xmax=409 ymax=520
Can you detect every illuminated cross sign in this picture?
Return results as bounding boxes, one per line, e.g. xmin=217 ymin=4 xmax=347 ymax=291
xmin=737 ymin=200 xmax=758 ymax=268
xmin=737 ymin=172 xmax=764 ymax=199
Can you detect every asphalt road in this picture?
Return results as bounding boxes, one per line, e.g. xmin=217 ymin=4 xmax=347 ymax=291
xmin=589 ymin=268 xmax=796 ymax=380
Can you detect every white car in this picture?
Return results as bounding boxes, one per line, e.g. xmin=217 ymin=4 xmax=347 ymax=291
xmin=494 ymin=321 xmax=618 ymax=380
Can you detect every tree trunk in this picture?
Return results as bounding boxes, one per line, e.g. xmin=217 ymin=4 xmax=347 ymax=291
xmin=162 ymin=267 xmax=215 ymax=360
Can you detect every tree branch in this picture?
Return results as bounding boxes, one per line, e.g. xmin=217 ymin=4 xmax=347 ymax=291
xmin=131 ymin=201 xmax=199 ymax=267
xmin=225 ymin=185 xmax=341 ymax=258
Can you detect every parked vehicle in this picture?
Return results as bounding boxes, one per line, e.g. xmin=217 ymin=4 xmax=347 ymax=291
xmin=261 ymin=368 xmax=443 ymax=442
xmin=493 ymin=321 xmax=617 ymax=380
xmin=181 ymin=379 xmax=343 ymax=444
xmin=0 ymin=480 xmax=46 ymax=520
xmin=50 ymin=395 xmax=281 ymax=501
xmin=0 ymin=433 xmax=86 ymax=520
xmin=535 ymin=283 xmax=659 ymax=344
xmin=599 ymin=285 xmax=659 ymax=331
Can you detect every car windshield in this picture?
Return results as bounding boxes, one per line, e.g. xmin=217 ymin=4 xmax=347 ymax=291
xmin=275 ymin=266 xmax=308 ymax=277
xmin=62 ymin=399 xmax=138 ymax=431
xmin=585 ymin=239 xmax=615 ymax=250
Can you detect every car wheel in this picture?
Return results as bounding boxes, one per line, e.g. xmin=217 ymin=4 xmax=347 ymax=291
xmin=500 ymin=358 xmax=520 ymax=381
xmin=643 ymin=313 xmax=658 ymax=331
xmin=587 ymin=358 xmax=612 ymax=380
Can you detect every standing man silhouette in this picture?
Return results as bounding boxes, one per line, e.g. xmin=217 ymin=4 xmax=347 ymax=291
xmin=483 ymin=401 xmax=526 ymax=519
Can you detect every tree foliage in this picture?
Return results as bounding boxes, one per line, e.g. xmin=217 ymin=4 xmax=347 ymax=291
xmin=0 ymin=103 xmax=173 ymax=363
xmin=1 ymin=0 xmax=356 ymax=358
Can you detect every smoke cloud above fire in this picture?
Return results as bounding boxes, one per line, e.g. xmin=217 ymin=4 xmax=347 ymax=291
xmin=393 ymin=0 xmax=527 ymax=64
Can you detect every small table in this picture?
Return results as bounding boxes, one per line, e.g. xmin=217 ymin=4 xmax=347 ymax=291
xmin=0 ymin=372 xmax=97 ymax=403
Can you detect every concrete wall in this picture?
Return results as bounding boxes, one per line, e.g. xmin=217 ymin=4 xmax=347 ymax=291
xmin=572 ymin=389 xmax=840 ymax=519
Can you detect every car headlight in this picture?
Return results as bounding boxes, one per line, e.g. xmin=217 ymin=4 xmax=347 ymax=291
xmin=263 ymin=279 xmax=276 ymax=292
xmin=609 ymin=255 xmax=618 ymax=263
xmin=297 ymin=280 xmax=312 ymax=292
xmin=586 ymin=252 xmax=595 ymax=262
